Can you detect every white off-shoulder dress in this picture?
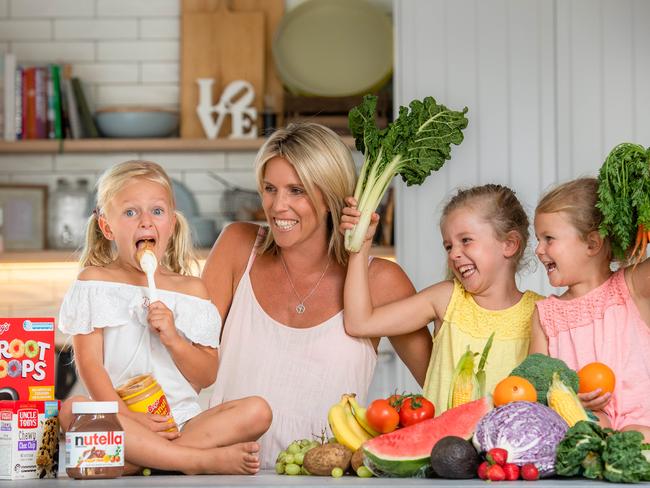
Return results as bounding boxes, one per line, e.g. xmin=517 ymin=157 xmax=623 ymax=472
xmin=209 ymin=229 xmax=377 ymax=469
xmin=58 ymin=280 xmax=221 ymax=427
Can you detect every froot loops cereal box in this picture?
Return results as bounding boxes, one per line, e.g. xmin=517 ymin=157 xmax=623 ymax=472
xmin=0 ymin=318 xmax=55 ymax=402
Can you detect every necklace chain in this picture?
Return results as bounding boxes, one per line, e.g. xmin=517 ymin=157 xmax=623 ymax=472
xmin=279 ymin=253 xmax=331 ymax=314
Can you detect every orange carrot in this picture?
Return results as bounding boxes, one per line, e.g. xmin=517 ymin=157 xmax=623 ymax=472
xmin=629 ymin=225 xmax=643 ymax=262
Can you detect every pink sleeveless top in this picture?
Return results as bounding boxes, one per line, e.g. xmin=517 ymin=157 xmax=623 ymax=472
xmin=209 ymin=229 xmax=377 ymax=468
xmin=537 ymin=269 xmax=650 ymax=430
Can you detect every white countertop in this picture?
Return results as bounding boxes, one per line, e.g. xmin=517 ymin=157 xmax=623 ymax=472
xmin=0 ymin=471 xmax=641 ymax=487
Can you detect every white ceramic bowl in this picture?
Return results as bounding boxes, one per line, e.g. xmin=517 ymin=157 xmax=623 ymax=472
xmin=95 ymin=108 xmax=179 ymax=138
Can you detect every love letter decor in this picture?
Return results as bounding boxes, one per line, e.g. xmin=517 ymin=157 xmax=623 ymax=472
xmin=196 ymin=79 xmax=258 ymax=139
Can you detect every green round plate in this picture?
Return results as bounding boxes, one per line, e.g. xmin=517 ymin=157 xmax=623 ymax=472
xmin=273 ymin=0 xmax=393 ymax=97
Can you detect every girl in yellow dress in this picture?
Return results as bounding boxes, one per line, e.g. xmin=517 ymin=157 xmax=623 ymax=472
xmin=342 ymin=184 xmax=543 ymax=413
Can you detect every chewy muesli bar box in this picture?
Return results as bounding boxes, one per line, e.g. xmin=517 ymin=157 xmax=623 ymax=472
xmin=0 ymin=317 xmax=56 ymax=401
xmin=0 ymin=400 xmax=60 ymax=479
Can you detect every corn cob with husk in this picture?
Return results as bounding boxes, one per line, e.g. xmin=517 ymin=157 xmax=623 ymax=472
xmin=547 ymin=372 xmax=590 ymax=427
xmin=447 ymin=332 xmax=495 ymax=410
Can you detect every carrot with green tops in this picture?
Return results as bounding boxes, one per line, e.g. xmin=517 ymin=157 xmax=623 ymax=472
xmin=596 ymin=143 xmax=650 ymax=265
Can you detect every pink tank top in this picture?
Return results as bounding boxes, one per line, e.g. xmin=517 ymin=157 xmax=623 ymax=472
xmin=209 ymin=229 xmax=377 ymax=468
xmin=537 ymin=269 xmax=650 ymax=430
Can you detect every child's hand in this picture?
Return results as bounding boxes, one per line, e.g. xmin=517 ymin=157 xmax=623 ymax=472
xmin=339 ymin=196 xmax=380 ymax=245
xmin=578 ymin=388 xmax=612 ymax=412
xmin=147 ymin=301 xmax=179 ymax=347
xmin=128 ymin=410 xmax=180 ymax=439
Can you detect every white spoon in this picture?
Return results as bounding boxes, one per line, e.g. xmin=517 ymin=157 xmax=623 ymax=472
xmin=137 ymin=242 xmax=158 ymax=302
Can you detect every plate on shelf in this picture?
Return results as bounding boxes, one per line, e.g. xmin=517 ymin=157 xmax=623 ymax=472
xmin=273 ymin=0 xmax=393 ymax=97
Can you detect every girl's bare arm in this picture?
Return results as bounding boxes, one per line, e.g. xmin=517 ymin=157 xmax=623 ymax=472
xmin=73 ymin=330 xmax=180 ymax=437
xmin=72 ymin=329 xmax=121 ymax=404
xmin=344 ymin=242 xmax=445 ymax=338
xmin=528 ymin=309 xmax=549 ymax=355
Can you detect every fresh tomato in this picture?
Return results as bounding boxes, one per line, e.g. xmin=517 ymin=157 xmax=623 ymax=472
xmin=397 ymin=396 xmax=435 ymax=427
xmin=387 ymin=394 xmax=403 ymax=409
xmin=366 ymin=399 xmax=399 ymax=433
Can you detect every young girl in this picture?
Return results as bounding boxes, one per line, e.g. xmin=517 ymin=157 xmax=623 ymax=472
xmin=58 ymin=160 xmax=271 ymax=474
xmin=342 ymin=184 xmax=544 ymax=413
xmin=530 ymin=177 xmax=650 ymax=440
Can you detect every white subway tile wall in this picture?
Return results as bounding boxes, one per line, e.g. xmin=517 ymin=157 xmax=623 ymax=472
xmin=0 ymin=0 xmax=262 ymax=232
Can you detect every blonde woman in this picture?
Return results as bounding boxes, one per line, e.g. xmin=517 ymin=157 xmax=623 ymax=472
xmin=203 ymin=123 xmax=432 ymax=468
xmin=58 ymin=160 xmax=271 ymax=474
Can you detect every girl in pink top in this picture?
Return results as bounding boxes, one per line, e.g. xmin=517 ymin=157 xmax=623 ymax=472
xmin=530 ymin=178 xmax=650 ymax=440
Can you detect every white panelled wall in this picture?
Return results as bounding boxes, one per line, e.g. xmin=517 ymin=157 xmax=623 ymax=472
xmin=380 ymin=0 xmax=650 ymax=395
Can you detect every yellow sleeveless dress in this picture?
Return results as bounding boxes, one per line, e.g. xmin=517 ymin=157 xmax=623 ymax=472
xmin=423 ymin=279 xmax=543 ymax=414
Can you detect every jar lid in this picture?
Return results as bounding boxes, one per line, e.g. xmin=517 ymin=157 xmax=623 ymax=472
xmin=72 ymin=401 xmax=118 ymax=414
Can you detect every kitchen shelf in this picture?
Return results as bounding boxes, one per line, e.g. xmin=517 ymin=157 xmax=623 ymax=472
xmin=0 ymin=246 xmax=395 ymax=264
xmin=0 ymin=136 xmax=356 ymax=154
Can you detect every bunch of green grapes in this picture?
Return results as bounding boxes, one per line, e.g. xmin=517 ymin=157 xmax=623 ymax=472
xmin=275 ymin=439 xmax=319 ymax=475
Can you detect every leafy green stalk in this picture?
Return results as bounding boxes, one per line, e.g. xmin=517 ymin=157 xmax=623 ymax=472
xmin=596 ymin=143 xmax=650 ymax=261
xmin=345 ymin=95 xmax=468 ymax=252
xmin=556 ymin=421 xmax=650 ymax=483
xmin=476 ymin=332 xmax=495 ymax=397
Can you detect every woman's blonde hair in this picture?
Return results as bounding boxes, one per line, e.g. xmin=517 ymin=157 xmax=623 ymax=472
xmin=442 ymin=184 xmax=530 ymax=271
xmin=536 ymin=177 xmax=611 ymax=259
xmin=254 ymin=122 xmax=356 ymax=265
xmin=79 ymin=160 xmax=198 ymax=275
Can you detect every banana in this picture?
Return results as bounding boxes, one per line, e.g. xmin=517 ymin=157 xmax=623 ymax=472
xmin=328 ymin=396 xmax=364 ymax=451
xmin=342 ymin=396 xmax=373 ymax=444
xmin=347 ymin=394 xmax=380 ymax=437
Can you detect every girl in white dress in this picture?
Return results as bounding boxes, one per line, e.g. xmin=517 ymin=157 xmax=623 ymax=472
xmin=58 ymin=160 xmax=271 ymax=475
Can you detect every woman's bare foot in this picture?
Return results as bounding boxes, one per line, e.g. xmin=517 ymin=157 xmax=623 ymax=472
xmin=186 ymin=441 xmax=261 ymax=475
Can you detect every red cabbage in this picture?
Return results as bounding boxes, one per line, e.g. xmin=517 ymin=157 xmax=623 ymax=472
xmin=472 ymin=401 xmax=568 ymax=477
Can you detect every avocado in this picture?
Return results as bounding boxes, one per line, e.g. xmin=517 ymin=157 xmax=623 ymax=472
xmin=430 ymin=436 xmax=481 ymax=479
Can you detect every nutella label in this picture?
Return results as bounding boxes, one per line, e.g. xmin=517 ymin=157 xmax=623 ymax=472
xmin=65 ymin=431 xmax=124 ymax=469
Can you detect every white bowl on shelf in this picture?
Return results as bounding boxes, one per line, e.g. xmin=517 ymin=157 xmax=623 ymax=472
xmin=95 ymin=107 xmax=179 ymax=138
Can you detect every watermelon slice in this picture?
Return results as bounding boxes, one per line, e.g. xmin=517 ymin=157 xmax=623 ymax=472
xmin=363 ymin=396 xmax=491 ymax=477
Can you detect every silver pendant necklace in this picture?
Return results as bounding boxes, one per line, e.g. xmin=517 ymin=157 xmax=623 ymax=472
xmin=279 ymin=252 xmax=331 ymax=314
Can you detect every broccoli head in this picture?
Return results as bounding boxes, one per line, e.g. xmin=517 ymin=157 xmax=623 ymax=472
xmin=510 ymin=353 xmax=579 ymax=405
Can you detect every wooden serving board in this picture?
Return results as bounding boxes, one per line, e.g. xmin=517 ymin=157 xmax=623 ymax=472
xmin=180 ymin=0 xmax=265 ymax=138
xmin=231 ymin=0 xmax=285 ymax=126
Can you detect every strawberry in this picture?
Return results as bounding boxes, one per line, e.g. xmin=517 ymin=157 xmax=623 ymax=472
xmin=487 ymin=464 xmax=506 ymax=481
xmin=486 ymin=447 xmax=508 ymax=466
xmin=521 ymin=463 xmax=539 ymax=481
xmin=477 ymin=461 xmax=489 ymax=480
xmin=502 ymin=463 xmax=520 ymax=481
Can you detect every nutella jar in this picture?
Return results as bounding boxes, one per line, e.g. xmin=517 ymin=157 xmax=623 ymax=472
xmin=65 ymin=401 xmax=125 ymax=479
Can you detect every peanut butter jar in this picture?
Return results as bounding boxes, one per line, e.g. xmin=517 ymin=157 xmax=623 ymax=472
xmin=116 ymin=374 xmax=177 ymax=432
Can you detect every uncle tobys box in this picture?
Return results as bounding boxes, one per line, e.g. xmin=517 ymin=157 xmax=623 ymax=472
xmin=0 ymin=317 xmax=55 ymax=402
xmin=0 ymin=400 xmax=60 ymax=479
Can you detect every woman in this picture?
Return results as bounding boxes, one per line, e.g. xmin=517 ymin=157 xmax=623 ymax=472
xmin=202 ymin=122 xmax=431 ymax=468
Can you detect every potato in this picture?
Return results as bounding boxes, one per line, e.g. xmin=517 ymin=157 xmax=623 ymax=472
xmin=302 ymin=443 xmax=352 ymax=476
xmin=351 ymin=447 xmax=364 ymax=473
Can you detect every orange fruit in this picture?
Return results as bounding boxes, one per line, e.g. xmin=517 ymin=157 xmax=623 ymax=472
xmin=493 ymin=375 xmax=538 ymax=406
xmin=578 ymin=362 xmax=615 ymax=395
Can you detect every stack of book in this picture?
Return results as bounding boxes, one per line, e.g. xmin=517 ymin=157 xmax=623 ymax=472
xmin=1 ymin=53 xmax=98 ymax=141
